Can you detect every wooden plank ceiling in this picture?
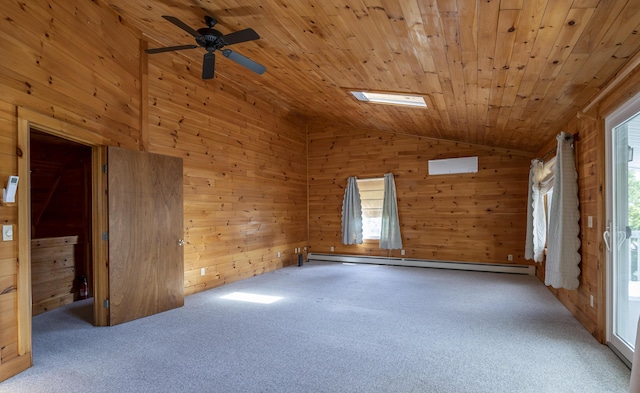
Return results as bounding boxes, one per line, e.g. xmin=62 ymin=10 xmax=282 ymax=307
xmin=105 ymin=0 xmax=640 ymax=152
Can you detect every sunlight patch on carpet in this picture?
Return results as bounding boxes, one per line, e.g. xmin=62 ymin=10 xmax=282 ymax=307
xmin=221 ymin=292 xmax=282 ymax=304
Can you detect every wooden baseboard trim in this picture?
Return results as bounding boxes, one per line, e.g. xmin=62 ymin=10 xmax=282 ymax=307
xmin=0 ymin=352 xmax=32 ymax=383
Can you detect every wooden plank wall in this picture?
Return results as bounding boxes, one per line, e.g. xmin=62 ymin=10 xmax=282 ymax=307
xmin=146 ymin=55 xmax=308 ymax=295
xmin=0 ymin=0 xmax=142 ymax=378
xmin=31 ymin=236 xmax=79 ymax=316
xmin=30 ymin=135 xmax=92 ymax=296
xmin=1 ymin=0 xmax=635 ymax=381
xmin=30 ymin=135 xmax=92 ymax=240
xmin=532 ymin=119 xmax=603 ymax=341
xmin=534 ymin=64 xmax=640 ymax=343
xmin=307 ymin=123 xmax=534 ymax=264
xmin=0 ymin=0 xmax=307 ymax=380
xmin=0 ymin=101 xmax=19 ymax=370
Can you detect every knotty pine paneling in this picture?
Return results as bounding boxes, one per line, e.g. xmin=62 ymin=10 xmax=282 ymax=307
xmin=308 ymin=123 xmax=533 ymax=265
xmin=0 ymin=0 xmax=140 ymax=377
xmin=0 ymin=0 xmax=307 ymax=380
xmin=109 ymin=0 xmax=640 ymax=153
xmin=532 ymin=114 xmax=603 ymax=341
xmin=536 ymin=64 xmax=640 ymax=343
xmin=0 ymin=101 xmax=19 ymax=369
xmin=0 ymin=0 xmax=141 ymax=150
xmin=146 ymin=54 xmax=307 ymax=295
xmin=30 ymin=134 xmax=92 ymax=288
xmin=31 ymin=237 xmax=78 ymax=316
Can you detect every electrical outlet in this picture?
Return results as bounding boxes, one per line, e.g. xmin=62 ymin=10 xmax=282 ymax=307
xmin=277 ymin=251 xmax=281 ymax=258
xmin=2 ymin=225 xmax=12 ymax=241
xmin=200 ymin=268 xmax=205 ymax=276
xmin=507 ymin=254 xmax=513 ymax=261
xmin=330 ymin=246 xmax=334 ymax=252
xmin=588 ymin=216 xmax=593 ymax=228
xmin=401 ymin=249 xmax=405 ymax=256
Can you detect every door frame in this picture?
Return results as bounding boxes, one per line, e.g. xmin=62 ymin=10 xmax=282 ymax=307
xmin=16 ymin=107 xmax=111 ymax=358
xmin=604 ymin=91 xmax=640 ymax=364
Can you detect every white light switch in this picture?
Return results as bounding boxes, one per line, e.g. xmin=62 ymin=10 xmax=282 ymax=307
xmin=2 ymin=225 xmax=13 ymax=241
xmin=588 ymin=216 xmax=593 ymax=228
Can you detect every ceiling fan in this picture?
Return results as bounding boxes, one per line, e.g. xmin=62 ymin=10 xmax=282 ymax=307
xmin=146 ymin=15 xmax=266 ymax=79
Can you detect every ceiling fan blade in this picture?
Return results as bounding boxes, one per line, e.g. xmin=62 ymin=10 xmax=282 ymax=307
xmin=162 ymin=15 xmax=202 ymax=37
xmin=223 ymin=28 xmax=260 ymax=46
xmin=145 ymin=45 xmax=199 ymax=54
xmin=202 ymin=52 xmax=215 ymax=79
xmin=222 ymin=50 xmax=266 ymax=75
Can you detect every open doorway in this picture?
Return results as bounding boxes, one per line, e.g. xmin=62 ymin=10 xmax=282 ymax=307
xmin=10 ymin=108 xmax=184 ymax=382
xmin=30 ymin=130 xmax=93 ymax=323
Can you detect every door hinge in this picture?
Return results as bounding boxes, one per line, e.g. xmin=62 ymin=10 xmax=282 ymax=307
xmin=102 ymin=163 xmax=108 ymax=173
xmin=103 ymin=299 xmax=109 ymax=309
xmin=102 ymin=232 xmax=108 ymax=241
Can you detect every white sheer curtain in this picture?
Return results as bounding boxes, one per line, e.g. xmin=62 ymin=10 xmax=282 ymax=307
xmin=525 ymin=161 xmax=536 ymax=261
xmin=341 ymin=177 xmax=363 ymax=245
xmin=525 ymin=158 xmax=555 ymax=262
xmin=546 ymin=132 xmax=581 ymax=290
xmin=379 ymin=173 xmax=402 ymax=249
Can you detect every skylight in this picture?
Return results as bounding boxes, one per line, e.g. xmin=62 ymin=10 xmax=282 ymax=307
xmin=221 ymin=292 xmax=282 ymax=304
xmin=350 ymin=91 xmax=427 ymax=108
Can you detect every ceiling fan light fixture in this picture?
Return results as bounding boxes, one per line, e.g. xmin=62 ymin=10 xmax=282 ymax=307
xmin=350 ymin=91 xmax=427 ymax=108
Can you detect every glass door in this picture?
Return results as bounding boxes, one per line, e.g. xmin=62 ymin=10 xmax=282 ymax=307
xmin=606 ymin=93 xmax=640 ymax=364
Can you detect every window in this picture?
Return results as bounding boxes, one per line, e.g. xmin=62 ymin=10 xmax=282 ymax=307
xmin=350 ymin=91 xmax=427 ymax=108
xmin=545 ymin=188 xmax=553 ymax=249
xmin=356 ymin=178 xmax=384 ymax=240
xmin=529 ymin=157 xmax=555 ymax=262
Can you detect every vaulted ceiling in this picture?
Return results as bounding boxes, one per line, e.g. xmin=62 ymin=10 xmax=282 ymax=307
xmin=106 ymin=0 xmax=640 ymax=153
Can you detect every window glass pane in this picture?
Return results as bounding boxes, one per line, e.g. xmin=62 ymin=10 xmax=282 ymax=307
xmin=360 ymin=189 xmax=384 ymax=198
xmin=356 ymin=178 xmax=384 ymax=240
xmin=363 ymin=219 xmax=381 ymax=239
xmin=362 ymin=209 xmax=382 ymax=218
xmin=361 ymin=200 xmax=383 ymax=209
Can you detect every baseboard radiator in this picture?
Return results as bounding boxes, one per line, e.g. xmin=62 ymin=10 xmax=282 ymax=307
xmin=307 ymin=253 xmax=535 ymax=276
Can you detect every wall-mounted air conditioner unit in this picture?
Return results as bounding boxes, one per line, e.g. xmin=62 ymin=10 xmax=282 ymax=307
xmin=428 ymin=156 xmax=478 ymax=175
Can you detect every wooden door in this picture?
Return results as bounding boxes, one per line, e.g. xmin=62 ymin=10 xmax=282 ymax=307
xmin=107 ymin=146 xmax=184 ymax=325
